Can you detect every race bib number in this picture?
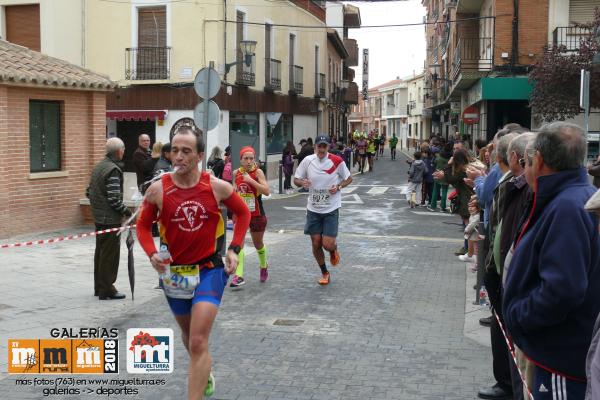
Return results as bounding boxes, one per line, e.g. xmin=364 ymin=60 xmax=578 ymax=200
xmin=162 ymin=265 xmax=200 ymax=299
xmin=240 ymin=193 xmax=256 ymax=212
xmin=310 ymin=189 xmax=331 ymax=208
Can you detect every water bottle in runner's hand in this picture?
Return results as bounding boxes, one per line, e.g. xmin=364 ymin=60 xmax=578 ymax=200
xmin=157 ymin=244 xmax=171 ymax=278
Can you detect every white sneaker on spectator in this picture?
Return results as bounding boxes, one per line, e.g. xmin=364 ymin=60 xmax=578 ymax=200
xmin=458 ymin=254 xmax=476 ymax=263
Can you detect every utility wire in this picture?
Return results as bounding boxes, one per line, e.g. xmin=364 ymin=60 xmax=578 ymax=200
xmin=211 ymin=15 xmax=497 ymax=30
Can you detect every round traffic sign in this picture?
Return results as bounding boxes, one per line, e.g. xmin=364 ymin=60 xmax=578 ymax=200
xmin=462 ymin=105 xmax=480 ymax=125
xmin=194 ymin=67 xmax=221 ymax=99
xmin=193 ymin=100 xmax=220 ymax=131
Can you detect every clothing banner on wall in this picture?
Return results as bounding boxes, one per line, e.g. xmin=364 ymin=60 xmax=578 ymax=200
xmin=362 ymin=49 xmax=369 ymax=100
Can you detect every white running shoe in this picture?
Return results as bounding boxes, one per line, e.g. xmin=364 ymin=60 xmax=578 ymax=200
xmin=458 ymin=254 xmax=477 ymax=263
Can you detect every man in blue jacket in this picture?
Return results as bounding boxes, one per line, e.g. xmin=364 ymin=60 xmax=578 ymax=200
xmin=503 ymin=122 xmax=600 ymax=399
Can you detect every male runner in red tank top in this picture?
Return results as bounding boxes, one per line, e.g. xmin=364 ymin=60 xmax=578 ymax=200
xmin=137 ymin=126 xmax=250 ymax=399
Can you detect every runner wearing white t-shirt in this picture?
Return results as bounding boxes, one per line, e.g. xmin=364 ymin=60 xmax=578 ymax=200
xmin=294 ymin=135 xmax=353 ymax=285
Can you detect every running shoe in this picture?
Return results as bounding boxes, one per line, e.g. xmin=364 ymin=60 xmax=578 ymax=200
xmin=318 ymin=272 xmax=330 ymax=285
xmin=204 ymin=372 xmax=215 ymax=397
xmin=229 ymin=275 xmax=245 ymax=288
xmin=259 ymin=266 xmax=269 ymax=283
xmin=330 ymin=250 xmax=340 ymax=266
xmin=458 ymin=254 xmax=477 ymax=263
xmin=426 ymin=206 xmax=437 ymax=212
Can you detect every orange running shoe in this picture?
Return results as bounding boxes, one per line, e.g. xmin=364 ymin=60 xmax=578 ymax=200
xmin=330 ymin=250 xmax=340 ymax=266
xmin=318 ymin=272 xmax=330 ymax=285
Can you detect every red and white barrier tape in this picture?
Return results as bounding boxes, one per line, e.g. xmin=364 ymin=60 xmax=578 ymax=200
xmin=0 ymin=224 xmax=136 ymax=249
xmin=493 ymin=309 xmax=535 ymax=400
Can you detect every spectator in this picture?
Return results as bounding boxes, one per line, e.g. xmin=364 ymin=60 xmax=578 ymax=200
xmin=297 ymin=138 xmax=313 ymax=165
xmin=433 ymin=148 xmax=474 ymax=254
xmin=222 ymin=145 xmax=233 ymax=183
xmin=282 ymin=146 xmax=294 ymax=194
xmin=588 ymin=154 xmax=600 ymax=189
xmin=86 ymin=138 xmax=131 ymax=300
xmin=284 ymin=140 xmax=298 ymax=159
xmin=428 ymin=142 xmax=452 ymax=212
xmin=503 ymin=122 xmax=600 ymax=399
xmin=475 ymin=132 xmax=520 ymax=400
xmin=585 ymin=189 xmax=600 ymax=400
xmin=207 ymin=146 xmax=225 ymax=179
xmin=475 ymin=138 xmax=488 ymax=154
xmin=132 ymin=133 xmax=154 ymax=192
xmin=153 ymin=143 xmax=172 ymax=174
xmin=421 ymin=149 xmax=435 ymax=206
xmin=407 ymin=151 xmax=426 ymax=208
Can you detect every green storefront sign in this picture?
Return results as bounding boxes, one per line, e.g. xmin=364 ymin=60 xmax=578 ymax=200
xmin=467 ymin=77 xmax=533 ymax=106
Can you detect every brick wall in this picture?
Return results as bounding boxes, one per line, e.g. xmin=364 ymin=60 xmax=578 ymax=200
xmin=517 ymin=0 xmax=548 ymax=65
xmin=494 ymin=0 xmax=548 ymax=66
xmin=0 ymin=86 xmax=108 ymax=239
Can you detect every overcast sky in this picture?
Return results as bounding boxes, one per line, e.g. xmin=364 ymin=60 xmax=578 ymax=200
xmin=345 ymin=0 xmax=426 ymax=88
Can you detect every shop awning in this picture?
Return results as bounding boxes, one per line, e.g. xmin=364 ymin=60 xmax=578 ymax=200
xmin=106 ymin=110 xmax=166 ymax=121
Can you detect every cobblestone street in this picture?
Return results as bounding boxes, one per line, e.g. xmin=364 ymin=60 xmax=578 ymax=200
xmin=0 ymin=152 xmax=493 ymax=399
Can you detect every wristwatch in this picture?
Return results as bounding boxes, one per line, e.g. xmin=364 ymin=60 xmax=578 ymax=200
xmin=228 ymin=245 xmax=242 ymax=255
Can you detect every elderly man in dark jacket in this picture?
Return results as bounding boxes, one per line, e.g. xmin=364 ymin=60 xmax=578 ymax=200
xmin=132 ymin=133 xmax=153 ymax=192
xmin=87 ymin=138 xmax=132 ymax=300
xmin=503 ymin=122 xmax=600 ymax=399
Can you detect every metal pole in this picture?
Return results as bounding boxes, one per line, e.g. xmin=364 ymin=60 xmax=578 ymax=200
xmin=201 ymin=61 xmax=214 ymax=173
xmin=278 ymin=160 xmax=283 ymax=194
xmin=581 ymin=69 xmax=590 ymax=161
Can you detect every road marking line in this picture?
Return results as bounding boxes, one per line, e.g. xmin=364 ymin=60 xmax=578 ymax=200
xmin=366 ymin=187 xmax=389 ymax=195
xmin=341 ymin=194 xmax=364 ymax=204
xmin=341 ymin=186 xmax=357 ymax=193
xmin=283 ymin=207 xmax=307 ymax=211
xmin=275 ymin=229 xmax=463 ymax=243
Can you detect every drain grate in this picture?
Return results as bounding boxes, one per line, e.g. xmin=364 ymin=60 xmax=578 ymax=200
xmin=273 ymin=319 xmax=305 ymax=326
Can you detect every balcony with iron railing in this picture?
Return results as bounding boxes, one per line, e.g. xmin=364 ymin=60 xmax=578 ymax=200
xmin=344 ymin=81 xmax=359 ymax=104
xmin=329 ymin=83 xmax=337 ymax=103
xmin=408 ymin=100 xmax=416 ymax=115
xmin=384 ymin=105 xmax=396 ymax=116
xmin=451 ymin=37 xmax=493 ymax=82
xmin=289 ymin=65 xmax=303 ymax=95
xmin=343 ymin=38 xmax=359 ymax=67
xmin=125 ymin=47 xmax=171 ymax=80
xmin=235 ymin=49 xmax=255 ymax=86
xmin=552 ymin=26 xmax=592 ymax=52
xmin=315 ymin=73 xmax=326 ymax=98
xmin=265 ymin=58 xmax=281 ymax=91
xmin=431 ymin=45 xmax=439 ymax=64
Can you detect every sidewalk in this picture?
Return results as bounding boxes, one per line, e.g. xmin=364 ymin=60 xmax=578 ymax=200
xmin=399 ymin=146 xmax=491 ymax=344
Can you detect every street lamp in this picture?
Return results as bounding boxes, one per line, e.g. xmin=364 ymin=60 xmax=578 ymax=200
xmin=428 ymin=63 xmax=452 ymax=84
xmin=225 ymin=40 xmax=257 ymax=73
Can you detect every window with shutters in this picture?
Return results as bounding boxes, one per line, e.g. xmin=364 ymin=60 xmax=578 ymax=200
xmin=29 ymin=101 xmax=62 ymax=173
xmin=569 ymin=0 xmax=597 ymax=24
xmin=5 ymin=4 xmax=41 ymax=51
xmin=126 ymin=6 xmax=170 ymax=80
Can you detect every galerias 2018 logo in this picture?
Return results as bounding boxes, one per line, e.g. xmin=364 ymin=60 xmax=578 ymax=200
xmin=126 ymin=329 xmax=173 ymax=374
xmin=172 ymin=200 xmax=208 ymax=232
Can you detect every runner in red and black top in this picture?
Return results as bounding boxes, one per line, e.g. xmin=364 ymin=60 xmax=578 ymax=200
xmin=136 ymin=126 xmax=250 ymax=399
xmin=230 ymin=146 xmax=270 ymax=288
